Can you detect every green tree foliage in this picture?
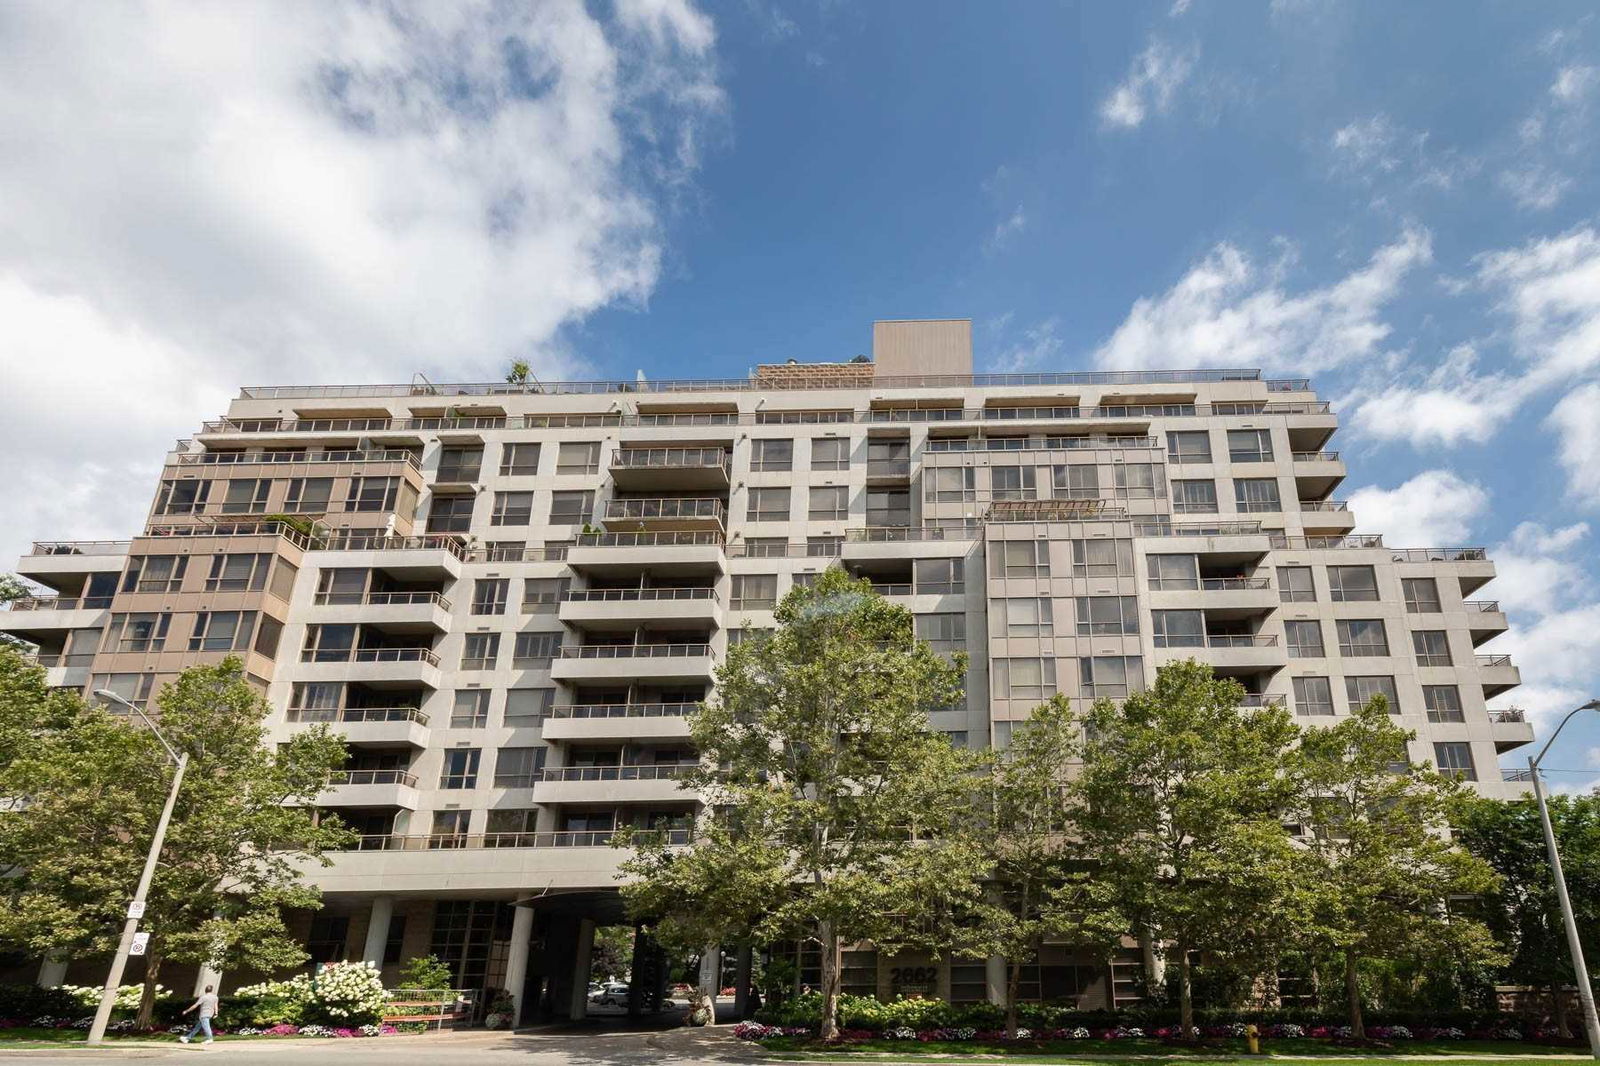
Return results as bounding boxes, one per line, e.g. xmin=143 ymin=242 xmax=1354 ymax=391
xmin=1455 ymin=791 xmax=1600 ymax=1037
xmin=622 ymin=568 xmax=990 ymax=1040
xmin=1289 ymin=697 xmax=1502 ymax=1038
xmin=0 ymin=652 xmax=352 ymax=1025
xmin=394 ymin=954 xmax=454 ymax=991
xmin=591 ymin=925 xmax=635 ymax=983
xmin=1075 ymin=660 xmax=1301 ymax=1039
xmin=970 ymin=695 xmax=1121 ymax=1036
xmin=505 ymin=359 xmax=532 ymax=384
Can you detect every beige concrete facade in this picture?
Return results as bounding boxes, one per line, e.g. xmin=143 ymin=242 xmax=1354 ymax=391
xmin=0 ymin=320 xmax=1532 ymax=1008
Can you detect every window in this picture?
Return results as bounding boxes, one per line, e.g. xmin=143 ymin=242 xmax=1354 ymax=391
xmin=92 ymin=672 xmax=156 ymax=707
xmin=487 ymin=491 xmax=532 ymax=526
xmin=1148 ymin=554 xmax=1200 ymax=592
xmin=189 ymin=611 xmax=255 ymax=652
xmin=732 ymin=574 xmax=778 ymax=610
xmin=511 ymin=631 xmax=558 ymax=668
xmin=1412 ymin=630 xmax=1453 ymax=666
xmin=427 ymin=494 xmax=474 ymax=532
xmin=487 ymin=540 xmax=526 ymax=562
xmin=471 ymin=578 xmax=509 ymax=616
xmin=1051 ymin=464 xmax=1099 ymax=500
xmin=1423 ymin=684 xmax=1465 ymax=723
xmin=1233 ymin=478 xmax=1281 ymax=512
xmin=1284 ymin=620 xmax=1325 ymax=658
xmin=991 ymin=541 xmax=1049 ymax=579
xmin=1172 ymin=479 xmax=1219 ymax=513
xmin=991 ymin=464 xmax=1037 ymax=500
xmin=316 ymin=568 xmax=367 ymax=605
xmin=809 ymin=486 xmax=849 ymax=521
xmin=811 ymin=437 xmax=850 ymax=470
xmin=1277 ymin=566 xmax=1316 ymax=602
xmin=285 ymin=477 xmax=333 ymax=512
xmin=1292 ymin=676 xmax=1335 ymax=717
xmin=1227 ymin=428 xmax=1274 ymax=463
xmin=915 ymin=558 xmax=964 ymax=594
xmin=742 ymin=537 xmax=789 ymax=557
xmin=926 ymin=467 xmax=975 ymax=502
xmin=499 ymin=442 xmax=541 ymax=476
xmin=807 ymin=535 xmax=843 ymax=557
xmin=123 ymin=555 xmax=187 ymax=593
xmin=505 ymin=688 xmax=554 ymax=723
xmin=269 ymin=558 xmax=298 ymax=602
xmin=494 ymin=746 xmax=546 ymax=788
xmin=206 ymin=553 xmax=271 ymax=592
xmin=1403 ymin=577 xmax=1442 ymax=613
xmin=451 ymin=690 xmax=490 ymax=728
xmin=436 ymin=446 xmax=483 ymax=482
xmin=1151 ymin=610 xmax=1205 ymax=647
xmin=994 ymin=658 xmax=1057 ymax=700
xmin=440 ymin=748 xmax=481 ymax=789
xmin=253 ymin=617 xmax=283 ymax=659
xmin=522 ymin=578 xmax=569 ymax=612
xmin=106 ymin=613 xmax=172 ymax=653
xmin=1113 ymin=463 xmax=1163 ymax=498
xmin=302 ymin=624 xmax=355 ymax=662
xmin=751 ymin=439 xmax=793 ymax=472
xmin=989 ymin=597 xmax=1049 ymax=637
xmin=866 ymin=488 xmax=911 ymax=527
xmin=1434 ymin=742 xmax=1476 ymax=781
xmin=867 ymin=439 xmax=910 ymax=465
xmin=290 ymin=682 xmax=342 ymax=715
xmin=556 ymin=441 xmax=601 ymax=475
xmin=1071 ymin=538 xmax=1133 ymax=577
xmin=791 ymin=571 xmax=821 ymax=589
xmin=1075 ymin=596 xmax=1137 ymax=635
xmin=1346 ymin=675 xmax=1399 ymax=713
xmin=1167 ymin=431 xmax=1212 ymax=464
xmin=1328 ymin=565 xmax=1379 ymax=602
xmin=747 ymin=487 xmax=791 ymax=522
xmin=221 ymin=478 xmax=271 ymax=514
xmin=916 ymin=612 xmax=967 ymax=650
xmin=160 ymin=479 xmax=210 ymax=514
xmin=1081 ymin=656 xmax=1144 ymax=699
xmin=1336 ymin=619 xmax=1389 ymax=657
xmin=548 ymin=490 xmax=594 ymax=525
xmin=346 ymin=476 xmax=399 ymax=512
xmin=461 ymin=632 xmax=501 ymax=670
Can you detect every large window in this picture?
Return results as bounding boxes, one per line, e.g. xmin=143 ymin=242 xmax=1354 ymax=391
xmin=866 ymin=489 xmax=910 ymax=527
xmin=926 ymin=467 xmax=974 ymax=502
xmin=1412 ymin=630 xmax=1453 ymax=666
xmin=440 ymin=749 xmax=481 ymax=789
xmin=1277 ymin=566 xmax=1316 ymax=602
xmin=1172 ymin=480 xmax=1218 ymax=513
xmin=994 ymin=657 xmax=1057 ymax=700
xmin=427 ymin=494 xmax=474 ymax=533
xmin=915 ymin=558 xmax=964 ymax=594
xmin=1227 ymin=428 xmax=1274 ymax=463
xmin=499 ymin=442 xmax=541 ymax=476
xmin=1402 ymin=577 xmax=1442 ymax=613
xmin=998 ymin=597 xmax=1054 ymax=637
xmin=991 ymin=541 xmax=1049 ymax=579
xmin=556 ymin=441 xmax=601 ymax=475
xmin=1148 ymin=554 xmax=1199 ymax=591
xmin=732 ymin=574 xmax=778 ymax=610
xmin=1292 ymin=676 xmax=1335 ymax=717
xmin=991 ymin=464 xmax=1037 ymax=500
xmin=1424 ymin=684 xmax=1465 ymax=723
xmin=285 ymin=477 xmax=333 ymax=512
xmin=1284 ymin=620 xmax=1325 ymax=658
xmin=1434 ymin=742 xmax=1476 ymax=781
xmin=436 ymin=446 xmax=483 ymax=483
xmin=512 ymin=632 xmax=559 ymax=668
xmin=451 ymin=690 xmax=490 ymax=728
xmin=809 ymin=486 xmax=849 ymax=521
xmin=1167 ymin=431 xmax=1212 ymax=464
xmin=1052 ymin=464 xmax=1099 ymax=500
xmin=916 ymin=612 xmax=967 ymax=651
xmin=1074 ymin=596 xmax=1137 ymax=635
xmin=461 ymin=632 xmax=501 ymax=670
xmin=811 ymin=437 xmax=850 ymax=470
xmin=123 ymin=555 xmax=187 ymax=594
xmin=471 ymin=578 xmax=509 ymax=616
xmin=493 ymin=746 xmax=546 ymax=788
xmin=1151 ymin=610 xmax=1205 ymax=647
xmin=521 ymin=578 xmax=569 ymax=612
xmin=1072 ymin=539 xmax=1133 ymax=577
xmin=1080 ymin=656 xmax=1144 ymax=699
xmin=1113 ymin=463 xmax=1163 ymax=498
xmin=505 ymin=688 xmax=554 ymax=723
xmin=491 ymin=491 xmax=533 ymax=526
xmin=346 ymin=476 xmax=399 ymax=512
xmin=221 ymin=478 xmax=271 ymax=514
xmin=106 ymin=613 xmax=172 ymax=653
xmin=206 ymin=553 xmax=271 ymax=592
xmin=189 ymin=611 xmax=256 ymax=652
xmin=160 ymin=479 xmax=211 ymax=515
xmin=548 ymin=490 xmax=594 ymax=525
xmin=1328 ymin=565 xmax=1379 ymax=602
xmin=1336 ymin=619 xmax=1389 ymax=657
xmin=1233 ymin=477 xmax=1281 ymax=512
xmin=751 ymin=439 xmax=794 ymax=472
xmin=1346 ymin=675 xmax=1399 ymax=713
xmin=747 ymin=487 xmax=791 ymax=522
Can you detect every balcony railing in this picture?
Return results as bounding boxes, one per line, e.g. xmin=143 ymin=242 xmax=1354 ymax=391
xmin=927 ymin=435 xmax=1159 ymax=453
xmin=865 ymin=459 xmax=912 ymax=478
xmin=574 ymin=530 xmax=723 ymax=548
xmin=1464 ymin=600 xmax=1502 ymax=612
xmin=844 ymin=524 xmax=982 ymax=542
xmin=288 ymin=707 xmax=429 ymax=725
xmin=1269 ymin=534 xmax=1385 ymax=550
xmin=1200 ymin=577 xmax=1272 ymax=591
xmin=1475 ymin=654 xmax=1514 ymax=668
xmin=345 ymin=829 xmax=693 ymax=851
xmin=30 ymin=652 xmax=97 ymax=668
xmin=312 ymin=591 xmax=452 ymax=609
xmin=540 ymin=764 xmax=695 ymax=782
xmin=603 ymin=498 xmax=726 ymax=523
xmin=1293 ymin=450 xmax=1341 ymax=462
xmin=1489 ymin=708 xmax=1527 ymax=723
xmin=611 ymin=447 xmax=730 ymax=471
xmin=1387 ymin=547 xmax=1489 ymax=562
xmin=174 ymin=449 xmax=420 ymax=470
xmin=332 ymin=769 xmax=418 ymax=787
xmin=562 ymin=587 xmax=716 ymax=603
xmin=556 ymin=643 xmax=712 ymax=660
xmin=1300 ymin=501 xmax=1350 ymax=512
xmin=28 ymin=540 xmax=132 ymax=556
xmin=982 ymin=406 xmax=1081 ymax=420
xmin=1154 ymin=634 xmax=1279 ymax=649
xmin=142 ymin=520 xmax=316 ymax=550
xmin=1237 ymin=694 xmax=1285 ymax=708
xmin=865 ymin=583 xmax=913 ymax=597
xmin=302 ymin=647 xmax=441 ymax=666
xmin=3 ymin=596 xmax=103 ymax=611
xmin=317 ymin=532 xmax=469 ymax=559
xmin=1133 ymin=521 xmax=1264 ymax=537
xmin=552 ymin=703 xmax=697 ymax=719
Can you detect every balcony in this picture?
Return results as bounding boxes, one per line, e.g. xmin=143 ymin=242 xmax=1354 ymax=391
xmin=296 ymin=647 xmax=442 ymax=689
xmin=542 ymin=703 xmax=696 ymax=741
xmin=1151 ymin=577 xmax=1277 ymax=614
xmin=17 ymin=540 xmax=130 ymax=588
xmin=1153 ymin=633 xmax=1282 ymax=670
xmin=345 ymin=828 xmax=692 ymax=851
xmin=1299 ymin=500 xmax=1356 ymax=534
xmin=609 ymin=448 xmax=731 ymax=491
xmin=308 ymin=590 xmax=452 ymax=631
xmin=320 ymin=768 xmax=420 ymax=809
xmin=312 ymin=533 xmax=465 ymax=580
xmin=1463 ymin=600 xmax=1509 ymax=644
xmin=865 ymin=458 xmax=913 ymax=482
xmin=0 ymin=596 xmax=112 ymax=637
xmin=1487 ymin=707 xmax=1535 ymax=754
xmin=550 ymin=642 xmax=715 ymax=684
xmin=1475 ymin=654 xmax=1521 ymax=698
xmin=531 ymin=763 xmax=696 ymax=805
xmin=284 ymin=707 xmax=430 ymax=748
xmin=1292 ymin=450 xmax=1345 ymax=496
xmin=602 ymin=497 xmax=726 ymax=533
xmin=566 ymin=531 xmax=725 ymax=575
xmin=557 ymin=587 xmax=721 ymax=628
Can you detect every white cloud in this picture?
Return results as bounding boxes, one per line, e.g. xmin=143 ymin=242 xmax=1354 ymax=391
xmin=1476 ymin=228 xmax=1600 ymax=383
xmin=1586 ymin=747 xmax=1600 ymax=769
xmin=1168 ymin=0 xmax=1194 ymax=15
xmin=1498 ymin=165 xmax=1574 ymax=210
xmin=1497 ymin=605 xmax=1600 ymax=730
xmin=1347 ymin=470 xmax=1488 ymax=549
xmin=1490 ymin=521 xmax=1593 ymax=615
xmin=1094 ymin=229 xmax=1430 ymax=372
xmin=1329 ymin=114 xmax=1477 ymax=193
xmin=1552 ymin=64 xmax=1599 ymax=104
xmin=989 ymin=318 xmax=1063 ymax=374
xmin=1331 ymin=115 xmax=1401 ymax=173
xmin=987 ymin=206 xmax=1027 ymax=253
xmin=1548 ymin=384 xmax=1600 ymax=507
xmin=1345 ymin=345 xmax=1524 ymax=448
xmin=0 ymin=1 xmax=724 ymax=567
xmin=1100 ymin=40 xmax=1196 ymax=129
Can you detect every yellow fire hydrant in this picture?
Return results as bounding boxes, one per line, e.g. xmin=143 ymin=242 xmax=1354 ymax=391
xmin=1245 ymin=1024 xmax=1261 ymax=1055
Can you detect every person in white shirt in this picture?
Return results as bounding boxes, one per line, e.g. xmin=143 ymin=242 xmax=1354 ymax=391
xmin=179 ymin=984 xmax=219 ymax=1044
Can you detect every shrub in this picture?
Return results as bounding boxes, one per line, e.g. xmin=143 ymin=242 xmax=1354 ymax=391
xmin=395 ymin=955 xmax=453 ymax=991
xmin=0 ymin=984 xmax=86 ymax=1019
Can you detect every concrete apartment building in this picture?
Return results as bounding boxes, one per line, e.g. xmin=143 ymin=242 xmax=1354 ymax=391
xmin=0 ymin=318 xmax=1532 ymax=1016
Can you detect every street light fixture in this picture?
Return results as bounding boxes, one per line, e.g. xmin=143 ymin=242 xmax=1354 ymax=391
xmin=1528 ymin=698 xmax=1600 ymax=1060
xmin=85 ymin=689 xmax=190 ymax=1047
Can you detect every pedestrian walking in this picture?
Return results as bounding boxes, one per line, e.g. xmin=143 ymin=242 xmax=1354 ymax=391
xmin=178 ymin=984 xmax=219 ymax=1044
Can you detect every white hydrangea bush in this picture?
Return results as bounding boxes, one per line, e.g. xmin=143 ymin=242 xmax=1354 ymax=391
xmin=308 ymin=961 xmax=387 ymax=1023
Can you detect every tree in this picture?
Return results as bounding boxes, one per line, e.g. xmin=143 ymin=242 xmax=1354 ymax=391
xmin=0 ymin=575 xmax=31 ymax=650
xmin=0 ymin=653 xmax=353 ymax=1026
xmin=622 ymin=568 xmax=990 ymax=1041
xmin=1455 ymin=792 xmax=1600 ymax=1037
xmin=1289 ymin=697 xmax=1503 ymax=1038
xmin=591 ymin=925 xmax=635 ymax=983
xmin=505 ymin=359 xmax=532 ymax=385
xmin=1075 ymin=659 xmax=1302 ymax=1039
xmin=972 ymin=695 xmax=1121 ymax=1037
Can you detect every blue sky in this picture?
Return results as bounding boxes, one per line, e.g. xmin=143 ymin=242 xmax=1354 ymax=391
xmin=0 ymin=0 xmax=1596 ymax=780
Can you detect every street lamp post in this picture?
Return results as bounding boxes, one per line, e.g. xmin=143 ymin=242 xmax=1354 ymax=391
xmin=85 ymin=690 xmax=189 ymax=1047
xmin=1527 ymin=698 xmax=1600 ymax=1060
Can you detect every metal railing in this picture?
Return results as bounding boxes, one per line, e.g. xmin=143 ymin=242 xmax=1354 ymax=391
xmin=540 ymin=764 xmax=695 ymax=782
xmin=552 ymin=703 xmax=697 ymax=719
xmin=1300 ymin=501 xmax=1350 ymax=512
xmin=927 ymin=435 xmax=1160 ymax=453
xmin=3 ymin=596 xmax=105 ymax=611
xmin=174 ymin=449 xmax=420 ymax=470
xmin=1267 ymin=378 xmax=1311 ymax=392
xmin=1154 ymin=634 xmax=1279 ymax=649
xmin=1269 ymin=534 xmax=1385 ymax=550
xmin=611 ymin=447 xmax=731 ymax=470
xmin=1133 ymin=521 xmax=1264 ymax=537
xmin=312 ymin=590 xmax=452 ymax=609
xmin=331 ymin=769 xmax=418 ymax=787
xmin=303 ymin=647 xmax=441 ymax=666
xmin=1387 ymin=547 xmax=1489 ymax=562
xmin=574 ymin=530 xmax=723 ymax=548
xmin=28 ymin=540 xmax=132 ymax=556
xmin=1237 ymin=694 xmax=1285 ymax=708
xmin=1465 ymin=600 xmax=1502 ymax=613
xmin=1489 ymin=708 xmax=1527 ymax=723
xmin=865 ymin=459 xmax=912 ymax=478
xmin=844 ymin=524 xmax=981 ymax=542
xmin=317 ymin=532 xmax=469 ymax=559
xmin=981 ymin=406 xmax=1081 ymax=420
xmin=1475 ymin=654 xmax=1515 ymax=668
xmin=30 ymin=652 xmax=97 ymax=668
xmin=1293 ymin=450 xmax=1341 ymax=462
xmin=462 ymin=545 xmax=572 ymax=563
xmin=142 ymin=520 xmax=315 ymax=550
xmin=288 ymin=707 xmax=429 ymax=725
xmin=866 ymin=583 xmax=913 ymax=596
xmin=556 ymin=643 xmax=712 ymax=659
xmin=726 ymin=541 xmax=838 ymax=558
xmin=1200 ymin=577 xmax=1272 ymax=590
xmin=562 ymin=587 xmax=717 ymax=603
xmin=603 ymin=498 xmax=726 ymax=522
xmin=346 ymin=828 xmax=693 ymax=851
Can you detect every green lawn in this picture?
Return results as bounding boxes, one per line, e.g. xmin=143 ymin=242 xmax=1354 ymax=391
xmin=757 ymin=1036 xmax=1586 ymax=1062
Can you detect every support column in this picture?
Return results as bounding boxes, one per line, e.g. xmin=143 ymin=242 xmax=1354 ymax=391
xmin=37 ymin=957 xmax=67 ymax=988
xmin=985 ymin=954 xmax=1006 ymax=1006
xmin=193 ymin=963 xmax=223 ymax=997
xmin=567 ymin=919 xmax=595 ymax=1021
xmin=361 ymin=896 xmax=395 ymax=967
xmin=733 ymin=946 xmax=754 ymax=1020
xmin=503 ymin=905 xmax=535 ymax=1028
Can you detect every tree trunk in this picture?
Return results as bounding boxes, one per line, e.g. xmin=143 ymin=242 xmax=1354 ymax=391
xmin=136 ymin=950 xmax=163 ymax=1031
xmin=1005 ymin=958 xmax=1021 ymax=1039
xmin=818 ymin=921 xmax=841 ymax=1042
xmin=1344 ymin=952 xmax=1364 ymax=1040
xmin=1176 ymin=940 xmax=1194 ymax=1041
xmin=1550 ymin=980 xmax=1572 ymax=1040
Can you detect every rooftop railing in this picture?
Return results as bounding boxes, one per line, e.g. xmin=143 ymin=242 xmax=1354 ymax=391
xmin=1292 ymin=450 xmax=1342 ymax=462
xmin=28 ymin=540 xmax=132 ymax=556
xmin=1300 ymin=500 xmax=1350 ymax=512
xmin=173 ymin=450 xmax=420 ymax=470
xmin=1475 ymin=654 xmax=1515 ymax=668
xmin=288 ymin=707 xmax=430 ymax=725
xmin=1464 ymin=600 xmax=1502 ymax=613
xmin=1386 ymin=547 xmax=1489 ymax=562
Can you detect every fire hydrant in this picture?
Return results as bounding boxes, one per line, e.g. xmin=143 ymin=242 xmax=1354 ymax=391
xmin=1245 ymin=1024 xmax=1261 ymax=1055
